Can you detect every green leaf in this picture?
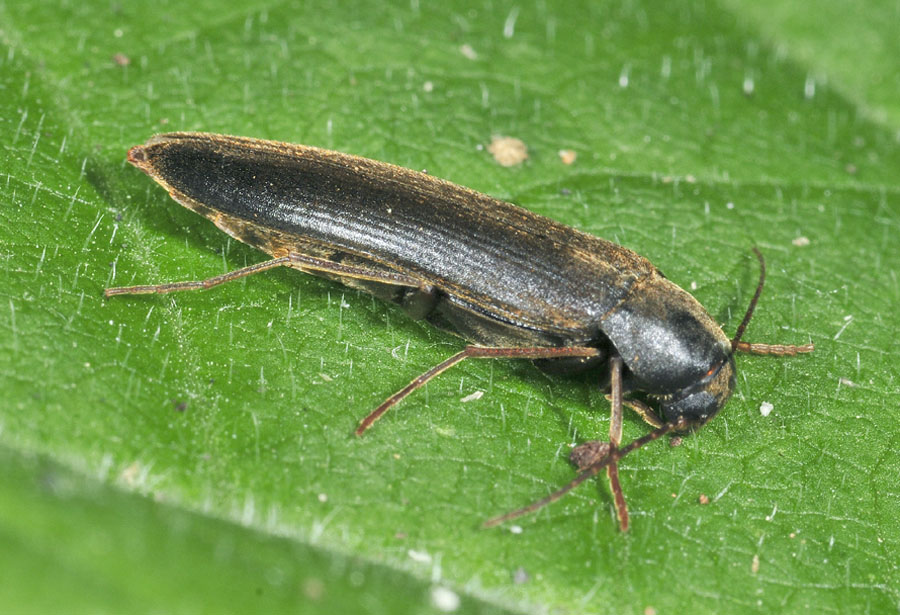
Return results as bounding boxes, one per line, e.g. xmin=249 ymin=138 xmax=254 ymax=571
xmin=0 ymin=446 xmax=510 ymax=614
xmin=1 ymin=1 xmax=898 ymax=613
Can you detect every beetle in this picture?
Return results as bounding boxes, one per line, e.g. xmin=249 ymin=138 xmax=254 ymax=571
xmin=106 ymin=133 xmax=813 ymax=531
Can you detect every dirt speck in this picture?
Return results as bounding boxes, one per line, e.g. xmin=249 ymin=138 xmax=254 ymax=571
xmin=513 ymin=567 xmax=530 ymax=584
xmin=460 ymin=44 xmax=478 ymax=60
xmin=408 ymin=549 xmax=432 ymax=564
xmin=488 ymin=136 xmax=528 ymax=167
xmin=558 ymin=149 xmax=577 ymax=165
xmin=431 ymin=586 xmax=460 ymax=612
xmin=303 ymin=577 xmax=325 ymax=600
xmin=120 ymin=461 xmax=142 ymax=487
xmin=460 ymin=390 xmax=484 ymax=403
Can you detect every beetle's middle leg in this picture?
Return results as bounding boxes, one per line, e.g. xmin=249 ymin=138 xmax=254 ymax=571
xmin=354 ymin=345 xmax=601 ymax=436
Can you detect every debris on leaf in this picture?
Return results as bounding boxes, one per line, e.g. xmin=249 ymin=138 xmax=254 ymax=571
xmin=488 ymin=136 xmax=528 ymax=167
xmin=513 ymin=567 xmax=530 ymax=584
xmin=460 ymin=390 xmax=483 ymax=402
xmin=460 ymin=44 xmax=478 ymax=60
xmin=558 ymin=149 xmax=577 ymax=165
xmin=407 ymin=549 xmax=432 ymax=564
xmin=431 ymin=586 xmax=460 ymax=612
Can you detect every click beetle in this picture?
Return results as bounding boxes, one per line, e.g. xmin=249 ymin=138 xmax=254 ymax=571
xmin=106 ymin=133 xmax=813 ymax=530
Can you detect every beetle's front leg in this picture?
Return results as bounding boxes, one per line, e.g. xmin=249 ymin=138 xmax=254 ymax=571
xmin=605 ymin=356 xmax=630 ymax=531
xmin=618 ymin=397 xmax=665 ymax=429
xmin=569 ymin=356 xmax=630 ymax=531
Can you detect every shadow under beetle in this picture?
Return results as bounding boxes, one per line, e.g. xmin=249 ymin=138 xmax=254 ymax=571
xmin=106 ymin=133 xmax=814 ymax=531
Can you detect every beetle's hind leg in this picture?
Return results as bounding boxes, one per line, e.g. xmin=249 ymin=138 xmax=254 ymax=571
xmin=104 ymin=252 xmax=427 ymax=298
xmin=104 ymin=256 xmax=295 ymax=297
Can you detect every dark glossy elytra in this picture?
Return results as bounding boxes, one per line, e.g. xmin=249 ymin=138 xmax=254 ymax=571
xmin=107 ymin=133 xmax=813 ymax=531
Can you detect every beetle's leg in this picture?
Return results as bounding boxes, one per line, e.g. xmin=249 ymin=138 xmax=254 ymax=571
xmin=105 ymin=252 xmax=425 ymax=298
xmin=484 ymin=418 xmax=686 ymax=528
xmin=606 ymin=356 xmax=630 ymax=532
xmin=572 ymin=370 xmax=633 ymax=530
xmin=105 ymin=256 xmax=294 ymax=297
xmin=355 ymin=345 xmax=601 ymax=436
xmin=615 ymin=397 xmax=665 ymax=429
xmin=285 ymin=253 xmax=424 ymax=288
xmin=589 ymin=395 xmax=676 ymax=453
xmin=734 ymin=341 xmax=815 ymax=356
xmin=570 ymin=440 xmax=611 ymax=471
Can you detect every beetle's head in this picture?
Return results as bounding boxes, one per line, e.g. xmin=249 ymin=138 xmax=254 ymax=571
xmin=659 ymin=247 xmax=774 ymax=429
xmin=658 ymin=355 xmax=735 ymax=428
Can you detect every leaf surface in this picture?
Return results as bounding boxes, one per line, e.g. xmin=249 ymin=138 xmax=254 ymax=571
xmin=1 ymin=1 xmax=898 ymax=613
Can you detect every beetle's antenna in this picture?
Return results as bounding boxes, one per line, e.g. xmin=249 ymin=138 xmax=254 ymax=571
xmin=731 ymin=247 xmax=766 ymax=352
xmin=482 ymin=418 xmax=685 ymax=528
xmin=730 ymin=248 xmax=815 ymax=356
